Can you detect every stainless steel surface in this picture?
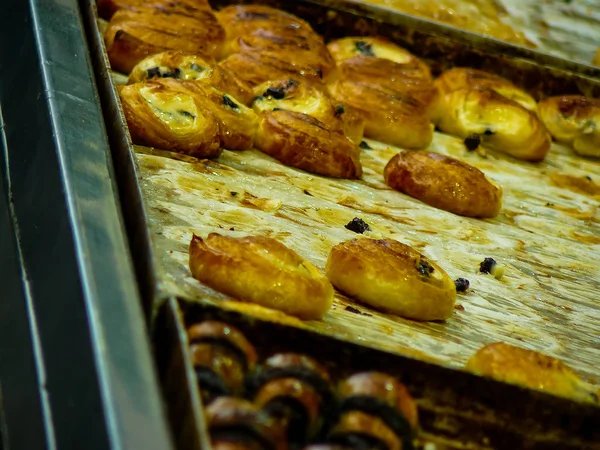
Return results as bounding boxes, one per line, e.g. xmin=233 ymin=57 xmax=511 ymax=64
xmin=0 ymin=0 xmax=173 ymax=448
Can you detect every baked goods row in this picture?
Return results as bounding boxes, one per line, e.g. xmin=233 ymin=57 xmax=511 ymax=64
xmin=186 ymin=319 xmax=599 ymax=450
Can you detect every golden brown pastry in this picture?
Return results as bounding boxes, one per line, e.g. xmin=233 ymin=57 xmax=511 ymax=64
xmin=326 ymin=238 xmax=456 ymax=321
xmin=119 ymin=80 xmax=221 ymax=157
xmin=328 ymin=79 xmax=433 ymax=149
xmin=128 ymin=51 xmax=253 ymax=105
xmin=327 ymin=37 xmax=430 ymax=77
xmin=254 ymin=110 xmax=363 ymax=179
xmin=538 ymin=95 xmax=600 ymax=158
xmin=104 ymin=7 xmax=225 ymax=74
xmin=384 ymin=151 xmax=503 ymax=218
xmin=252 ymin=79 xmax=365 ymax=144
xmin=428 ymin=84 xmax=551 ymax=161
xmin=433 ymin=68 xmax=537 ymax=111
xmin=173 ymin=80 xmax=258 ymax=150
xmin=97 ymin=0 xmax=212 ymax=20
xmin=188 ymin=233 xmax=334 ymax=320
xmin=467 ymin=342 xmax=599 ymax=404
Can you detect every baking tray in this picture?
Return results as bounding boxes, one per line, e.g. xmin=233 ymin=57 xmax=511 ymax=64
xmin=154 ymin=298 xmax=600 ymax=449
xmin=83 ymin=0 xmax=600 ymax=423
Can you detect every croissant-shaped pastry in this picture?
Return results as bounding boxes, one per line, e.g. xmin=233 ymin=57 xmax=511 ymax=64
xmin=188 ymin=234 xmax=334 ymax=320
xmin=168 ymin=79 xmax=258 ymax=150
xmin=467 ymin=343 xmax=599 ymax=404
xmin=538 ymin=95 xmax=600 ymax=158
xmin=428 ymin=87 xmax=551 ymax=161
xmin=433 ymin=67 xmax=537 ymax=112
xmin=338 ymin=372 xmax=419 ymax=435
xmin=255 ymin=110 xmax=363 ymax=179
xmin=326 ymin=238 xmax=456 ymax=321
xmin=97 ymin=0 xmax=212 ymax=20
xmin=328 ymin=79 xmax=433 ymax=149
xmin=384 ymin=151 xmax=503 ymax=218
xmin=105 ymin=7 xmax=225 ymax=74
xmin=119 ymin=80 xmax=221 ymax=157
xmin=128 ymin=51 xmax=254 ymax=105
xmin=187 ymin=321 xmax=257 ymax=403
xmin=252 ymin=79 xmax=364 ymax=144
xmin=216 ymin=5 xmax=314 ymax=54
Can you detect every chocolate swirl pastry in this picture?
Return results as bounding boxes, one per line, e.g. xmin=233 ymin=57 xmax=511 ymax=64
xmin=187 ymin=321 xmax=257 ymax=403
xmin=249 ymin=354 xmax=334 ymax=448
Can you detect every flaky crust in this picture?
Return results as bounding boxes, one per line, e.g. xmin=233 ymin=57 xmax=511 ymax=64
xmin=384 ymin=151 xmax=503 ymax=218
xmin=104 ymin=7 xmax=225 ymax=74
xmin=328 ymin=79 xmax=433 ymax=149
xmin=252 ymin=79 xmax=364 ymax=144
xmin=538 ymin=95 xmax=600 ymax=158
xmin=254 ymin=110 xmax=362 ymax=179
xmin=128 ymin=51 xmax=253 ymax=105
xmin=172 ymin=79 xmax=258 ymax=150
xmin=433 ymin=68 xmax=537 ymax=111
xmin=326 ymin=238 xmax=456 ymax=321
xmin=466 ymin=342 xmax=599 ymax=404
xmin=97 ymin=0 xmax=212 ymax=20
xmin=188 ymin=233 xmax=334 ymax=320
xmin=119 ymin=80 xmax=221 ymax=157
xmin=428 ymin=86 xmax=550 ymax=161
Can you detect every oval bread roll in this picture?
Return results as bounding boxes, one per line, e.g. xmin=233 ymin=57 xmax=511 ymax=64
xmin=97 ymin=0 xmax=212 ymax=20
xmin=255 ymin=109 xmax=362 ymax=179
xmin=119 ymin=80 xmax=221 ymax=158
xmin=384 ymin=151 xmax=503 ymax=218
xmin=538 ymin=95 xmax=600 ymax=158
xmin=428 ymin=86 xmax=551 ymax=161
xmin=128 ymin=51 xmax=253 ymax=105
xmin=189 ymin=233 xmax=334 ymax=320
xmin=433 ymin=68 xmax=537 ymax=112
xmin=329 ymin=411 xmax=402 ymax=450
xmin=467 ymin=342 xmax=599 ymax=404
xmin=326 ymin=238 xmax=456 ymax=321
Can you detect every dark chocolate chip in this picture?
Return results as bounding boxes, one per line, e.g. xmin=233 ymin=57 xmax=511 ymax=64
xmin=223 ymin=95 xmax=239 ymax=110
xmin=359 ymin=141 xmax=372 ymax=150
xmin=454 ymin=278 xmax=470 ymax=292
xmin=345 ymin=305 xmax=362 ymax=314
xmin=264 ymin=87 xmax=286 ymax=99
xmin=303 ymin=189 xmax=312 ymax=196
xmin=230 ymin=191 xmax=238 ymax=196
xmin=179 ymin=110 xmax=196 ymax=118
xmin=479 ymin=257 xmax=497 ymax=274
xmin=483 ymin=128 xmax=494 ymax=135
xmin=190 ymin=63 xmax=204 ymax=72
xmin=334 ymin=105 xmax=345 ymax=116
xmin=273 ymin=107 xmax=283 ymax=111
xmin=316 ymin=68 xmax=323 ymax=79
xmin=355 ymin=40 xmax=375 ymax=56
xmin=464 ymin=134 xmax=481 ymax=151
xmin=417 ymin=259 xmax=435 ymax=277
xmin=146 ymin=67 xmax=161 ymax=79
xmin=586 ymin=175 xmax=592 ymax=181
xmin=345 ymin=217 xmax=370 ymax=234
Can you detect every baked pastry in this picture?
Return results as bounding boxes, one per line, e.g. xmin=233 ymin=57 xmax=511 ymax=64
xmin=254 ymin=109 xmax=363 ymax=179
xmin=433 ymin=68 xmax=537 ymax=111
xmin=252 ymin=79 xmax=365 ymax=144
xmin=187 ymin=321 xmax=257 ymax=403
xmin=171 ymin=79 xmax=258 ymax=150
xmin=104 ymin=7 xmax=225 ymax=74
xmin=428 ymin=81 xmax=551 ymax=161
xmin=538 ymin=95 xmax=600 ymax=158
xmin=337 ymin=372 xmax=418 ymax=449
xmin=118 ymin=79 xmax=221 ymax=157
xmin=329 ymin=411 xmax=402 ymax=450
xmin=467 ymin=342 xmax=599 ymax=404
xmin=326 ymin=238 xmax=456 ymax=321
xmin=206 ymin=397 xmax=281 ymax=450
xmin=384 ymin=151 xmax=503 ymax=218
xmin=188 ymin=234 xmax=334 ymax=320
xmin=128 ymin=51 xmax=254 ymax=105
xmin=250 ymin=354 xmax=332 ymax=447
xmin=97 ymin=0 xmax=212 ymax=20
xmin=328 ymin=79 xmax=433 ymax=149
